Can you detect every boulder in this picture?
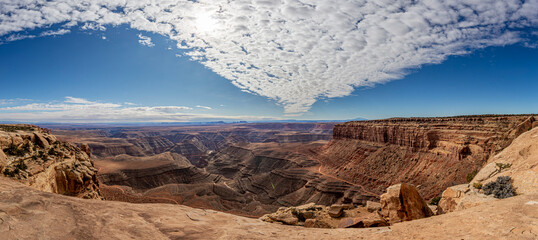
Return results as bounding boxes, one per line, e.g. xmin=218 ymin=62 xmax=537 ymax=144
xmin=437 ymin=184 xmax=495 ymax=214
xmin=328 ymin=204 xmax=344 ymax=218
xmin=337 ymin=212 xmax=389 ymax=228
xmin=366 ymin=201 xmax=381 ymax=212
xmin=34 ymin=133 xmax=50 ymax=149
xmin=266 ymin=211 xmax=299 ymax=225
xmin=380 ymin=183 xmax=433 ymax=223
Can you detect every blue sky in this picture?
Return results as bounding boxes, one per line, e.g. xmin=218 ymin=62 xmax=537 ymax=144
xmin=0 ymin=1 xmax=537 ymax=122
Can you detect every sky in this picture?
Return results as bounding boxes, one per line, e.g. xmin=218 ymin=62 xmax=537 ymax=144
xmin=0 ymin=0 xmax=537 ymax=123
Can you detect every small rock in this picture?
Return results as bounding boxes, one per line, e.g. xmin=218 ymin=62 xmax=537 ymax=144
xmin=366 ymin=201 xmax=381 ymax=212
xmin=428 ymin=205 xmax=438 ymax=215
xmin=328 ymin=204 xmax=344 ymax=218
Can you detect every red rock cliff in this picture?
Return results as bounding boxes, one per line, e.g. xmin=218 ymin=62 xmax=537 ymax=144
xmin=319 ymin=115 xmax=536 ymax=200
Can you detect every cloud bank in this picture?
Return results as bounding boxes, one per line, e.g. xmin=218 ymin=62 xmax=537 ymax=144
xmin=0 ymin=97 xmax=278 ymax=123
xmin=1 ymin=0 xmax=537 ymax=114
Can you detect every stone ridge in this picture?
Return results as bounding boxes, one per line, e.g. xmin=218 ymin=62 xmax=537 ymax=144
xmin=0 ymin=124 xmax=101 ymax=199
xmin=321 ymin=115 xmax=536 ymax=199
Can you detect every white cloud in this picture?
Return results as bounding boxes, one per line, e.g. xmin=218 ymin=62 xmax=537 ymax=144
xmin=0 ymin=1 xmax=537 ymax=114
xmin=81 ymin=23 xmax=106 ymax=31
xmin=196 ymin=105 xmax=212 ymax=110
xmin=0 ymin=97 xmax=275 ymax=123
xmin=64 ymin=96 xmax=93 ymax=104
xmin=138 ymin=33 xmax=154 ymax=47
xmin=40 ymin=28 xmax=70 ymax=37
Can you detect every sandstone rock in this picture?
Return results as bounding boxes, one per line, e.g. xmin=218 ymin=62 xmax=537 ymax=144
xmin=437 ymin=184 xmax=496 ymax=214
xmin=299 ymin=210 xmax=315 ymax=220
xmin=366 ymin=201 xmax=381 ymax=212
xmin=321 ymin=115 xmax=534 ymax=200
xmin=34 ymin=133 xmax=50 ymax=149
xmin=337 ymin=212 xmax=389 ymax=228
xmin=0 ymin=149 xmax=7 ymax=172
xmin=328 ymin=204 xmax=344 ymax=218
xmin=80 ymin=143 xmax=91 ymax=157
xmin=268 ymin=211 xmax=299 ymax=225
xmin=428 ymin=205 xmax=438 ymax=215
xmin=0 ymin=178 xmax=537 ymax=239
xmin=1 ymin=126 xmax=102 ymax=199
xmin=304 ymin=219 xmax=332 ymax=228
xmin=380 ymin=183 xmax=433 ymax=223
xmin=509 ymin=116 xmax=534 ymax=139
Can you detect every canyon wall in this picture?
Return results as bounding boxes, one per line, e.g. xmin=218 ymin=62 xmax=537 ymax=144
xmin=319 ymin=115 xmax=536 ymax=199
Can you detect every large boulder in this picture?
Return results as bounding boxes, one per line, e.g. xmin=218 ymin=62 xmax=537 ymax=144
xmin=33 ymin=133 xmax=50 ymax=149
xmin=437 ymin=184 xmax=495 ymax=214
xmin=380 ymin=183 xmax=433 ymax=223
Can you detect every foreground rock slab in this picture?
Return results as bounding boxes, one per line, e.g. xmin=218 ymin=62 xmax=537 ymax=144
xmin=380 ymin=183 xmax=433 ymax=223
xmin=0 ymin=178 xmax=536 ymax=239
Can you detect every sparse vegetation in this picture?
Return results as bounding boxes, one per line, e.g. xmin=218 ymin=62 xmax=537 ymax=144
xmin=472 ymin=182 xmax=483 ymax=189
xmin=466 ymin=169 xmax=479 ymax=183
xmin=483 ymin=176 xmax=515 ymax=199
xmin=4 ymin=142 xmax=25 ymax=156
xmin=48 ymin=148 xmax=58 ymax=156
xmin=429 ymin=196 xmax=441 ymax=206
xmin=15 ymin=160 xmax=27 ymax=171
xmin=496 ymin=163 xmax=512 ymax=171
xmin=0 ymin=125 xmax=34 ymax=132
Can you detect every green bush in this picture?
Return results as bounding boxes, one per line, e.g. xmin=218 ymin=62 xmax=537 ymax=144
xmin=483 ymin=176 xmax=515 ymax=199
xmin=466 ymin=169 xmax=479 ymax=183
xmin=496 ymin=163 xmax=512 ymax=170
xmin=429 ymin=196 xmax=441 ymax=206
xmin=473 ymin=182 xmax=483 ymax=189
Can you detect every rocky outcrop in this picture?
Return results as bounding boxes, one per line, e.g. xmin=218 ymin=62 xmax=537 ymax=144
xmin=0 ymin=124 xmax=101 ymax=199
xmin=380 ymin=183 xmax=433 ymax=223
xmin=260 ymin=202 xmax=376 ymax=228
xmin=319 ymin=115 xmax=536 ymax=199
xmin=438 ymin=125 xmax=538 ymax=214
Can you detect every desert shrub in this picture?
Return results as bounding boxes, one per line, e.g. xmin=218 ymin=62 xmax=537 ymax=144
xmin=496 ymin=163 xmax=512 ymax=171
xmin=482 ymin=176 xmax=515 ymax=199
xmin=429 ymin=196 xmax=441 ymax=206
xmin=48 ymin=148 xmax=57 ymax=156
xmin=4 ymin=143 xmax=25 ymax=156
xmin=466 ymin=169 xmax=479 ymax=183
xmin=3 ymin=169 xmax=16 ymax=177
xmin=472 ymin=182 xmax=483 ymax=189
xmin=15 ymin=160 xmax=27 ymax=171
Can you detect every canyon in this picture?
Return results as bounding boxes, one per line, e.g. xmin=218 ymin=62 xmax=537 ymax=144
xmin=0 ymin=115 xmax=536 ymax=239
xmin=45 ymin=115 xmax=535 ymax=216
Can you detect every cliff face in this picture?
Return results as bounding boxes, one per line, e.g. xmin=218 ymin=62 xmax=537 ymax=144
xmin=0 ymin=125 xmax=101 ymax=199
xmin=320 ymin=115 xmax=536 ymax=199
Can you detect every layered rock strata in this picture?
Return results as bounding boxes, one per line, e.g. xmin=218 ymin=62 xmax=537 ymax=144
xmin=319 ymin=115 xmax=535 ymax=199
